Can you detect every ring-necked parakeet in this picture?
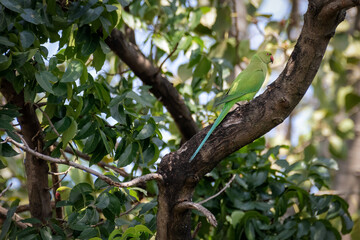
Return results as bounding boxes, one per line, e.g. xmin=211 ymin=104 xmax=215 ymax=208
xmin=189 ymin=51 xmax=273 ymax=162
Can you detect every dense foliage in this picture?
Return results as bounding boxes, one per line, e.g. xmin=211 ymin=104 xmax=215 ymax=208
xmin=0 ymin=0 xmax=358 ymax=239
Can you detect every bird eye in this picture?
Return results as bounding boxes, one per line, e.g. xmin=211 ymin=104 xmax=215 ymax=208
xmin=266 ymin=53 xmax=269 ymax=55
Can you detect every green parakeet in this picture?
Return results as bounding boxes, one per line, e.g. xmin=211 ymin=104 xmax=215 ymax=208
xmin=56 ymin=186 xmax=71 ymax=201
xmin=189 ymin=51 xmax=274 ymax=162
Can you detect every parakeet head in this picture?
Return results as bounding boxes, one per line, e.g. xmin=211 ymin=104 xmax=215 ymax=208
xmin=257 ymin=51 xmax=274 ymax=64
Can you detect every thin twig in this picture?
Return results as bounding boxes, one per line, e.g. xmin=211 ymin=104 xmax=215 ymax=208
xmin=0 ymin=182 xmax=12 ymax=198
xmin=119 ymin=202 xmax=140 ymax=216
xmin=198 ymin=174 xmax=236 ymax=205
xmin=48 ymin=166 xmax=72 ymax=190
xmin=175 ymin=201 xmax=217 ymax=227
xmin=191 ymin=222 xmax=202 ymax=239
xmin=156 ymin=42 xmax=179 ymax=75
xmin=49 ymin=167 xmax=72 ymax=176
xmin=6 ymin=137 xmax=163 ymax=188
xmin=59 ymin=143 xmax=129 ymax=178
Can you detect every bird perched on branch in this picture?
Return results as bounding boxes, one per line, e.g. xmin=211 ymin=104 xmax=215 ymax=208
xmin=189 ymin=51 xmax=274 ymax=162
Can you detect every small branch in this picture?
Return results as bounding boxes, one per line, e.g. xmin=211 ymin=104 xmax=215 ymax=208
xmin=0 ymin=206 xmax=32 ymax=229
xmin=156 ymin=42 xmax=179 ymax=75
xmin=0 ymin=182 xmax=12 ymax=198
xmin=119 ymin=202 xmax=140 ymax=216
xmin=191 ymin=222 xmax=202 ymax=239
xmin=59 ymin=143 xmax=129 ymax=177
xmin=198 ymin=174 xmax=236 ymax=205
xmin=6 ymin=137 xmax=163 ymax=188
xmin=49 ymin=167 xmax=72 ymax=176
xmin=175 ymin=201 xmax=217 ymax=227
xmin=48 ymin=166 xmax=71 ymax=190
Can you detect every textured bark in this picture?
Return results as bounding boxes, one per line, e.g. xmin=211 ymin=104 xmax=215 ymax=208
xmin=0 ymin=80 xmax=52 ymax=222
xmin=155 ymin=1 xmax=359 ymax=239
xmin=105 ymin=30 xmax=198 ymax=141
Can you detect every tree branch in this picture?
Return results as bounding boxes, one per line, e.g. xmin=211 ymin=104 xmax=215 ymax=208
xmin=6 ymin=137 xmax=163 ymax=188
xmin=175 ymin=201 xmax=217 ymax=227
xmin=0 ymin=206 xmax=32 ymax=229
xmin=0 ymin=182 xmax=12 ymax=198
xmin=104 ymin=29 xmax=198 ymax=141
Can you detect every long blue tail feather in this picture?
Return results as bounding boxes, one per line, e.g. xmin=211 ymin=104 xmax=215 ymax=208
xmin=189 ymin=103 xmax=233 ymax=162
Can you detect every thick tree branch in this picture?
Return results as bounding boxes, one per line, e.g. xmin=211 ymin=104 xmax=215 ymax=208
xmin=0 ymin=206 xmax=32 ymax=229
xmin=104 ymin=29 xmax=198 ymax=141
xmin=7 ymin=137 xmax=163 ymax=188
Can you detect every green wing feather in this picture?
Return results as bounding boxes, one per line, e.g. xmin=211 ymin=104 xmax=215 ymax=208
xmin=189 ymin=53 xmax=270 ymax=162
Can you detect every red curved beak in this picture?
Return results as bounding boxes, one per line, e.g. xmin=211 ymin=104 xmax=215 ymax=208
xmin=270 ymin=55 xmax=274 ymax=64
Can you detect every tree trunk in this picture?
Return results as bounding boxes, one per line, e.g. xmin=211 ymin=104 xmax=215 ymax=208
xmin=0 ymin=80 xmax=52 ymax=222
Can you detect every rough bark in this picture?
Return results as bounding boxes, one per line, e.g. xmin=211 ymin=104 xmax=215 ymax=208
xmin=155 ymin=1 xmax=359 ymax=239
xmin=105 ymin=30 xmax=198 ymax=141
xmin=0 ymin=80 xmax=52 ymax=222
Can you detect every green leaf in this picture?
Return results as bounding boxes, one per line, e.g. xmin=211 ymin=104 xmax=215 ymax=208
xmin=75 ymin=121 xmax=96 ymax=140
xmin=312 ymin=221 xmax=327 ymax=240
xmin=93 ymin=46 xmax=106 ymax=72
xmin=83 ymin=134 xmax=100 ymax=154
xmin=0 ymin=199 xmax=20 ymax=240
xmin=94 ymin=82 xmax=111 ymax=104
xmin=297 ymin=221 xmax=310 ymax=238
xmin=99 ymin=129 xmax=111 ymax=153
xmin=193 ymin=56 xmax=211 ymax=78
xmin=62 ymin=118 xmax=77 ymax=149
xmin=117 ymin=142 xmax=138 ymax=167
xmin=231 ymin=210 xmax=245 ymax=228
xmin=81 ymin=34 xmax=99 ymax=56
xmin=244 ymin=221 xmax=255 ymax=240
xmin=178 ymin=35 xmax=192 ymax=51
xmin=345 ymin=92 xmax=360 ymax=112
xmin=95 ymin=193 xmax=110 ymax=209
xmin=0 ymin=54 xmax=12 ymax=72
xmin=136 ymin=123 xmax=156 ymax=140
xmin=0 ymin=159 xmax=6 ymax=169
xmin=39 ymin=227 xmax=53 ymax=240
xmin=21 ymin=8 xmax=43 ymax=25
xmin=78 ymin=228 xmax=98 ymax=239
xmin=80 ymin=6 xmax=104 ymax=26
xmin=0 ymin=0 xmax=22 ymax=13
xmin=0 ymin=142 xmax=19 ymax=157
xmin=126 ymin=91 xmax=153 ymax=108
xmin=19 ymin=31 xmax=35 ymax=49
xmin=12 ymin=49 xmax=37 ymax=68
xmin=152 ymin=34 xmax=171 ymax=54
xmin=188 ymin=48 xmax=201 ymax=68
xmin=35 ymin=71 xmax=57 ymax=94
xmin=110 ymin=102 xmax=126 ymax=125
xmin=61 ymin=60 xmax=84 ymax=82
xmin=189 ymin=8 xmax=202 ymax=30
xmin=105 ymin=4 xmax=118 ymax=12
xmin=69 ymin=183 xmax=93 ymax=203
xmin=121 ymin=10 xmax=136 ymax=29
xmin=0 ymin=36 xmax=15 ymax=47
xmin=121 ymin=225 xmax=153 ymax=239
xmin=49 ymin=57 xmax=58 ymax=71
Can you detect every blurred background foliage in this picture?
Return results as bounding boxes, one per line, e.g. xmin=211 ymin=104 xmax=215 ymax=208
xmin=0 ymin=0 xmax=360 ymax=239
